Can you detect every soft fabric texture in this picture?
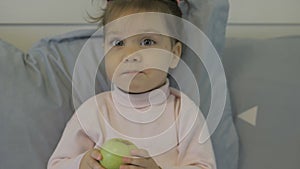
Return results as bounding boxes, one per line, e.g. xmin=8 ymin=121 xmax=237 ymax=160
xmin=223 ymin=36 xmax=300 ymax=169
xmin=0 ymin=0 xmax=237 ymax=169
xmin=0 ymin=40 xmax=74 ymax=168
xmin=48 ymin=81 xmax=216 ymax=169
xmin=180 ymin=0 xmax=229 ymax=53
xmin=180 ymin=2 xmax=238 ymax=169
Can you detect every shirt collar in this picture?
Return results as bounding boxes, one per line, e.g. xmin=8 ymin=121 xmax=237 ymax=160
xmin=112 ymin=79 xmax=170 ymax=108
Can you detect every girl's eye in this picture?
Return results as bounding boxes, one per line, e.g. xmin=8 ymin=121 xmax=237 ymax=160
xmin=140 ymin=39 xmax=156 ymax=46
xmin=111 ymin=39 xmax=124 ymax=46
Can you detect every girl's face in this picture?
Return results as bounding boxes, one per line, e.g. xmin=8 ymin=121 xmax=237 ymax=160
xmin=104 ymin=10 xmax=182 ymax=93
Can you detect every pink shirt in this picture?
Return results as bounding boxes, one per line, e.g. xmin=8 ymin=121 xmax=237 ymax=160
xmin=48 ymin=81 xmax=216 ymax=169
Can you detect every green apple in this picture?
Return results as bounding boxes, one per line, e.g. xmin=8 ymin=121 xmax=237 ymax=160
xmin=100 ymin=138 xmax=138 ymax=169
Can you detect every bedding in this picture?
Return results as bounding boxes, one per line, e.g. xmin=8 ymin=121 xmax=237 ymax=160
xmin=223 ymin=36 xmax=300 ymax=169
xmin=0 ymin=0 xmax=238 ymax=169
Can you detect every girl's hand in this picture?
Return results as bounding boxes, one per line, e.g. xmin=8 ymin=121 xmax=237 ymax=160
xmin=120 ymin=149 xmax=161 ymax=169
xmin=80 ymin=149 xmax=105 ymax=169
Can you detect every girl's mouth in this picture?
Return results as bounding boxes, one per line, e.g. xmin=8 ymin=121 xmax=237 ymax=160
xmin=121 ymin=70 xmax=144 ymax=75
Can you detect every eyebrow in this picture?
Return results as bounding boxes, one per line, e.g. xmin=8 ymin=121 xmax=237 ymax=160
xmin=140 ymin=29 xmax=163 ymax=34
xmin=105 ymin=31 xmax=119 ymax=36
xmin=105 ymin=29 xmax=164 ymax=36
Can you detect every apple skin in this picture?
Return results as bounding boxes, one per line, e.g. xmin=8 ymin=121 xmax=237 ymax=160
xmin=100 ymin=138 xmax=138 ymax=169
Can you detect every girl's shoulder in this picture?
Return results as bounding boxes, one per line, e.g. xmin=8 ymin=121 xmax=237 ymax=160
xmin=74 ymin=91 xmax=112 ymax=117
xmin=169 ymin=87 xmax=196 ymax=104
xmin=169 ymin=87 xmax=200 ymax=114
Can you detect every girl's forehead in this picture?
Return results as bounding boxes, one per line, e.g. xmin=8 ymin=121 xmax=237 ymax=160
xmin=105 ymin=2 xmax=172 ymax=23
xmin=104 ymin=12 xmax=177 ymax=38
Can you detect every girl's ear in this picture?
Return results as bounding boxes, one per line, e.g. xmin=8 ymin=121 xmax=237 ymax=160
xmin=170 ymin=41 xmax=182 ymax=69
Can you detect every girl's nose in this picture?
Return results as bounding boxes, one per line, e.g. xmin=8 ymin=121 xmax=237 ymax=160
xmin=123 ymin=45 xmax=142 ymax=63
xmin=124 ymin=54 xmax=142 ymax=63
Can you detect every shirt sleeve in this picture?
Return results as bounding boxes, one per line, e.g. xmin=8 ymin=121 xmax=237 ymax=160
xmin=173 ymin=96 xmax=217 ymax=169
xmin=47 ymin=114 xmax=95 ymax=169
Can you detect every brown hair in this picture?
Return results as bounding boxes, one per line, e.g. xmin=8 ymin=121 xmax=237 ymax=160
xmin=89 ymin=0 xmax=189 ymax=26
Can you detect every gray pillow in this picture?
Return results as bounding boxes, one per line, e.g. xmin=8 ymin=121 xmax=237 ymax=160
xmin=0 ymin=39 xmax=73 ymax=168
xmin=1 ymin=0 xmax=238 ymax=169
xmin=181 ymin=0 xmax=229 ymax=53
xmin=180 ymin=1 xmax=238 ymax=169
xmin=223 ymin=36 xmax=300 ymax=169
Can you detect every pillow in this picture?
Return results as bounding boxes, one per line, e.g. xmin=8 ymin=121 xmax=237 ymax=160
xmin=180 ymin=0 xmax=230 ymax=53
xmin=223 ymin=36 xmax=300 ymax=169
xmin=0 ymin=40 xmax=72 ymax=168
xmin=1 ymin=0 xmax=238 ymax=169
xmin=180 ymin=1 xmax=238 ymax=169
xmin=0 ymin=32 xmax=98 ymax=168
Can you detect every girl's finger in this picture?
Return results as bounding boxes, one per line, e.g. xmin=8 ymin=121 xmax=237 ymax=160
xmin=123 ymin=157 xmax=148 ymax=167
xmin=87 ymin=157 xmax=102 ymax=169
xmin=90 ymin=149 xmax=102 ymax=161
xmin=120 ymin=164 xmax=144 ymax=169
xmin=130 ymin=149 xmax=150 ymax=158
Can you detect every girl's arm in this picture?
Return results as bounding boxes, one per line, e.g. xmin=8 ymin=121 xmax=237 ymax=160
xmin=175 ymin=110 xmax=217 ymax=169
xmin=47 ymin=114 xmax=95 ymax=169
xmin=126 ymin=110 xmax=216 ymax=169
xmin=178 ymin=116 xmax=217 ymax=169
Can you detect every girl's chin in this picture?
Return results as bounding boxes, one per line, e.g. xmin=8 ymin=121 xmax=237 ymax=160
xmin=116 ymin=81 xmax=166 ymax=94
xmin=117 ymin=86 xmax=151 ymax=94
xmin=115 ymin=83 xmax=154 ymax=94
xmin=113 ymin=76 xmax=166 ymax=94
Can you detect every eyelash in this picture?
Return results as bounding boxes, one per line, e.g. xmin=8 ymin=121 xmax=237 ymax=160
xmin=110 ymin=38 xmax=157 ymax=47
xmin=111 ymin=39 xmax=124 ymax=46
xmin=140 ymin=38 xmax=156 ymax=46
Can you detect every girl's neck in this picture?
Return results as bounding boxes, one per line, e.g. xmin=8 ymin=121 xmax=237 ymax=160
xmin=117 ymin=80 xmax=167 ymax=95
xmin=112 ymin=79 xmax=170 ymax=109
